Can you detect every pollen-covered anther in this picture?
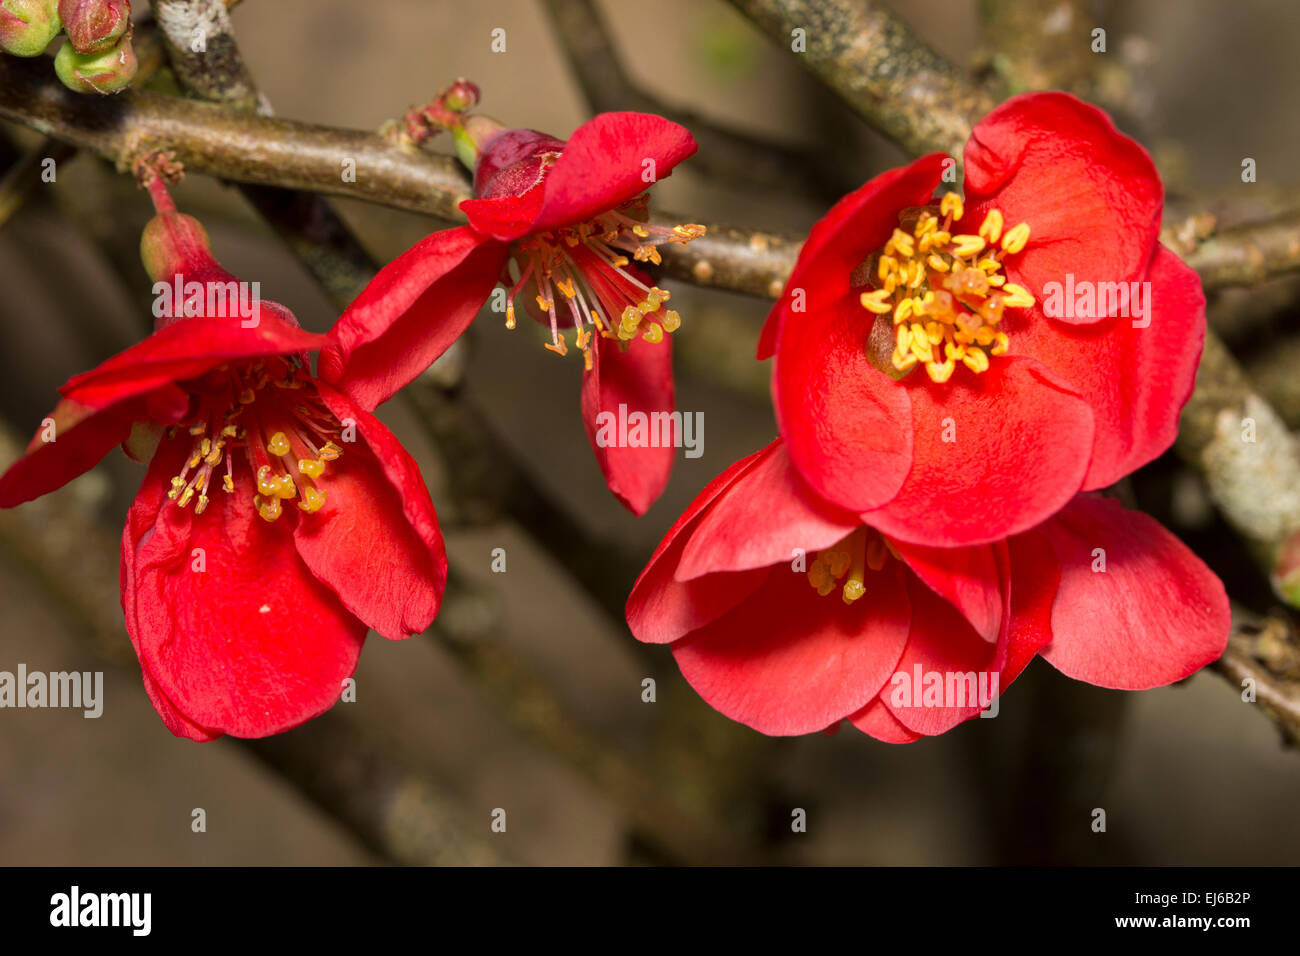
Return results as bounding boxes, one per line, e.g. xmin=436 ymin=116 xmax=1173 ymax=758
xmin=806 ymin=529 xmax=879 ymax=604
xmin=503 ymin=197 xmax=704 ymax=360
xmin=860 ymin=191 xmax=1034 ymax=383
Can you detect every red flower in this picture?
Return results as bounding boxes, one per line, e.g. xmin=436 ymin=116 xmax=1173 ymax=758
xmin=626 ymin=439 xmax=1229 ymax=739
xmin=760 ymin=92 xmax=1203 ymax=547
xmin=320 ymin=110 xmax=703 ymax=515
xmin=0 ymin=182 xmax=446 ymax=741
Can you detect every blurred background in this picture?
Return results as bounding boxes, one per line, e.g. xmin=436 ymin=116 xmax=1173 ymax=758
xmin=1 ymin=0 xmax=1298 ymax=865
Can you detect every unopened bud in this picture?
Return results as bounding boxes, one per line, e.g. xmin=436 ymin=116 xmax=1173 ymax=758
xmin=54 ymin=32 xmax=137 ymax=94
xmin=1273 ymin=531 xmax=1300 ymax=606
xmin=140 ymin=209 xmax=213 ymax=285
xmin=0 ymin=0 xmax=61 ymax=57
xmin=58 ymin=0 xmax=127 ymax=54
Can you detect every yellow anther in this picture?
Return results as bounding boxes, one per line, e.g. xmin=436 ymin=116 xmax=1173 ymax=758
xmin=194 ymin=493 xmax=210 ymax=515
xmin=168 ymin=476 xmax=185 ymax=500
xmin=893 ymin=298 xmax=914 ymax=325
xmin=178 ymin=486 xmax=195 ymax=509
xmin=298 ymin=487 xmax=326 ymax=513
xmin=892 ymin=348 xmax=918 ymax=372
xmin=222 ymin=474 xmax=234 ymax=493
xmin=257 ymin=465 xmax=281 ymax=497
xmin=940 ymin=192 xmax=964 ymax=221
xmin=977 ymin=257 xmax=1002 ymax=273
xmin=505 ymin=304 xmax=516 ymax=330
xmin=267 ymin=432 xmax=291 ymax=457
xmin=963 ymin=349 xmax=990 ymax=374
xmin=950 ymin=234 xmax=987 ymax=258
xmin=632 ymin=224 xmax=650 ymax=238
xmin=256 ymin=495 xmax=282 ymax=522
xmin=842 ymin=579 xmax=866 ymax=604
xmin=661 ymin=310 xmax=682 ymax=332
xmin=535 ymin=295 xmax=554 ymax=313
xmin=1001 ymin=222 xmax=1031 ymax=254
xmin=860 ymin=289 xmax=893 ymax=314
xmin=927 ymin=254 xmax=950 ymax=273
xmin=877 ymin=254 xmax=898 ymax=283
xmin=544 ymin=338 xmax=569 ymax=356
xmin=1001 ymin=283 xmax=1035 ymax=308
xmin=978 ymin=209 xmax=1004 ymax=244
xmin=886 ymin=228 xmax=915 ymax=259
xmin=927 ymin=359 xmax=956 ymax=384
xmin=992 ymin=332 xmax=1010 ymax=355
xmin=896 ymin=324 xmax=912 ymax=353
xmin=642 ymin=322 xmax=664 ymax=344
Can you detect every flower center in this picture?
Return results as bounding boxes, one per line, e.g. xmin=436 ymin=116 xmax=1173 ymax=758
xmin=859 ymin=192 xmax=1034 ymax=384
xmin=166 ymin=356 xmax=343 ymax=522
xmin=504 ymin=194 xmax=705 ymax=369
xmin=806 ymin=528 xmax=892 ymax=605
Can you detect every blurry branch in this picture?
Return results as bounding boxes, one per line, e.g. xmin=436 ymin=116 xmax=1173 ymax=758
xmin=540 ymin=0 xmax=833 ymax=197
xmin=1215 ymin=608 xmax=1300 ymax=747
xmin=0 ymin=425 xmax=507 ymax=866
xmin=976 ymin=0 xmax=1097 ymax=95
xmin=152 ymin=0 xmax=261 ymax=111
xmin=1182 ymin=211 xmax=1300 ymax=292
xmin=1175 ymin=334 xmax=1300 ymax=604
xmin=728 ymin=0 xmax=998 ymax=163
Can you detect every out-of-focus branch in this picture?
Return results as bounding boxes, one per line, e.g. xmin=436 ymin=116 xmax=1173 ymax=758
xmin=1176 ymin=333 xmax=1300 ymax=603
xmin=976 ymin=0 xmax=1098 ymax=95
xmin=541 ymin=0 xmax=833 ymax=197
xmin=1214 ymin=608 xmax=1300 ymax=747
xmin=1183 ymin=211 xmax=1300 ymax=292
xmin=728 ymin=0 xmax=998 ymax=163
xmin=152 ymin=0 xmax=261 ymax=110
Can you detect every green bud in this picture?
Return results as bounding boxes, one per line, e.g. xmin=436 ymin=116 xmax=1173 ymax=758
xmin=53 ymin=33 xmax=137 ymax=94
xmin=0 ymin=0 xmax=61 ymax=57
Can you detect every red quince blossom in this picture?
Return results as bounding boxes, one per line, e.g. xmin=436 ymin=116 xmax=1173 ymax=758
xmin=626 ymin=439 xmax=1229 ymax=740
xmin=320 ymin=108 xmax=704 ymax=515
xmin=0 ymin=179 xmax=446 ymax=741
xmin=760 ymin=91 xmax=1204 ymax=547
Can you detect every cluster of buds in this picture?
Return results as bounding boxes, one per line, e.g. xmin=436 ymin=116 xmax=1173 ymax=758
xmin=382 ymin=78 xmax=482 ymax=150
xmin=0 ymin=0 xmax=136 ymax=94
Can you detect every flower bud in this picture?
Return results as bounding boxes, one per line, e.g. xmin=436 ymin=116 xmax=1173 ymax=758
xmin=57 ymin=0 xmax=127 ymax=54
xmin=54 ymin=32 xmax=137 ymax=94
xmin=469 ymin=125 xmax=564 ymax=199
xmin=140 ymin=208 xmax=213 ymax=285
xmin=0 ymin=0 xmax=61 ymax=57
xmin=1273 ymin=531 xmax=1300 ymax=606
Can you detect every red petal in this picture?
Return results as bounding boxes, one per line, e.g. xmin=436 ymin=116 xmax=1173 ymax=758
xmin=759 ymin=153 xmax=947 ymax=359
xmin=771 ymin=157 xmax=950 ymax=512
xmin=0 ymin=390 xmax=188 ymax=508
xmin=964 ymin=92 xmax=1163 ymax=325
xmin=1014 ymin=244 xmax=1205 ymax=490
xmin=62 ymin=312 xmax=325 ymax=411
xmin=676 ymin=440 xmax=859 ymax=579
xmin=1037 ymin=495 xmax=1230 ymax=689
xmin=531 ymin=113 xmax=698 ymax=237
xmin=862 ymin=357 xmax=1095 ymax=547
xmin=890 ymin=537 xmax=1003 ymax=643
xmin=848 ymin=697 xmax=922 ymax=743
xmin=883 ymin=571 xmax=1008 ymax=736
xmin=318 ymin=226 xmax=509 ymax=411
xmin=121 ymin=437 xmax=367 ymax=738
xmin=304 ymin=383 xmax=448 ymax=640
xmin=581 ymin=331 xmax=676 ymax=516
xmin=672 ymin=561 xmax=912 ymax=736
xmin=1002 ymin=529 xmax=1059 ymax=687
xmin=626 ymin=443 xmax=777 ymax=645
xmin=460 ymin=191 xmax=547 ymax=243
